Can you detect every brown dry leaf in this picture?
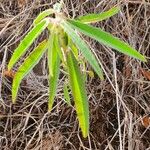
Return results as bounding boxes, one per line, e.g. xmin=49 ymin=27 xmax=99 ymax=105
xmin=123 ymin=66 xmax=132 ymax=78
xmin=140 ymin=68 xmax=150 ymax=80
xmin=4 ymin=70 xmax=15 ymax=78
xmin=17 ymin=0 xmax=27 ymax=8
xmin=141 ymin=116 xmax=150 ymax=128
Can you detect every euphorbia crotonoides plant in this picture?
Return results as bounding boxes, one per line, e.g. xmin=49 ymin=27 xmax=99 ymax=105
xmin=7 ymin=2 xmax=146 ymax=138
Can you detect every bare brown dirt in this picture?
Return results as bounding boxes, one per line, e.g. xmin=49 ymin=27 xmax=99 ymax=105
xmin=0 ymin=0 xmax=150 ymax=149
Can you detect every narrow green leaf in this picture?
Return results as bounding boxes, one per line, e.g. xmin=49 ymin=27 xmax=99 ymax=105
xmin=48 ymin=33 xmax=60 ymax=111
xmin=8 ymin=19 xmax=49 ymax=70
xmin=33 ymin=9 xmax=54 ymax=25
xmin=60 ymin=21 xmax=104 ymax=80
xmin=68 ymin=38 xmax=78 ymax=59
xmin=66 ymin=51 xmax=89 ymax=138
xmin=48 ymin=31 xmax=55 ymax=77
xmin=63 ymin=84 xmax=71 ymax=105
xmin=57 ymin=27 xmax=68 ymax=50
xmin=12 ymin=40 xmax=47 ymax=103
xmin=77 ymin=6 xmax=120 ymax=24
xmin=55 ymin=33 xmax=64 ymax=62
xmin=67 ymin=19 xmax=147 ymax=62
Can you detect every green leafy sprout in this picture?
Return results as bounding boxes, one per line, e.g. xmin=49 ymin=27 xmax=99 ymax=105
xmin=7 ymin=2 xmax=146 ymax=138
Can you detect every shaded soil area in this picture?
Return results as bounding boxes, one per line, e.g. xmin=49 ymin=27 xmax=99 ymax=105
xmin=0 ymin=0 xmax=150 ymax=149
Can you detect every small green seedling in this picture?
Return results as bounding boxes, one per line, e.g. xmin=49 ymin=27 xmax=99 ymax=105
xmin=7 ymin=2 xmax=146 ymax=138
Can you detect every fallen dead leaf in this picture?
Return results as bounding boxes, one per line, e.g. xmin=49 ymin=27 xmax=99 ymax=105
xmin=123 ymin=65 xmax=132 ymax=78
xmin=17 ymin=0 xmax=27 ymax=8
xmin=4 ymin=70 xmax=15 ymax=78
xmin=140 ymin=68 xmax=150 ymax=80
xmin=141 ymin=115 xmax=150 ymax=128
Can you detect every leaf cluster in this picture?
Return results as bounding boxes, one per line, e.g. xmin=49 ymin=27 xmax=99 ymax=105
xmin=7 ymin=2 xmax=146 ymax=138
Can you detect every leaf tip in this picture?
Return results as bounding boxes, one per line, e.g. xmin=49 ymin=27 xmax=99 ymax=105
xmin=12 ymin=98 xmax=16 ymax=104
xmin=48 ymin=108 xmax=52 ymax=112
xmin=115 ymin=6 xmax=120 ymax=11
xmin=48 ymin=102 xmax=53 ymax=112
xmin=100 ymin=75 xmax=104 ymax=80
xmin=82 ymin=130 xmax=88 ymax=138
xmin=142 ymin=56 xmax=147 ymax=62
xmin=97 ymin=70 xmax=104 ymax=80
xmin=138 ymin=54 xmax=147 ymax=62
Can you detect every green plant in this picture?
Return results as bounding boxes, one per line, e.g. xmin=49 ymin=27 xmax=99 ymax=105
xmin=7 ymin=2 xmax=146 ymax=138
